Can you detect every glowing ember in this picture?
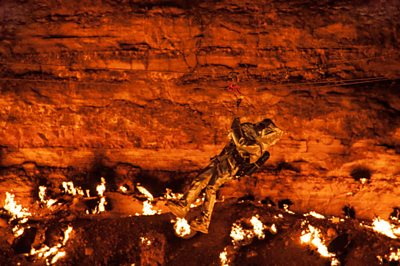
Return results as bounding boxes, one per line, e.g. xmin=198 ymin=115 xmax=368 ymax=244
xmin=304 ymin=211 xmax=326 ymax=219
xmin=371 ymin=217 xmax=400 ymax=239
xmin=62 ymin=181 xmax=84 ymax=196
xmin=300 ymin=222 xmax=339 ymax=265
xmin=219 ymin=247 xmax=230 ymax=266
xmin=173 ymin=217 xmax=191 ymax=237
xmin=38 ymin=186 xmax=57 ymax=208
xmin=4 ymin=192 xmax=31 ymax=220
xmin=250 ymin=215 xmax=266 ymax=239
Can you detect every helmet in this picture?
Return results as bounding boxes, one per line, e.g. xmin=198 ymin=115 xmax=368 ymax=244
xmin=255 ymin=119 xmax=284 ymax=147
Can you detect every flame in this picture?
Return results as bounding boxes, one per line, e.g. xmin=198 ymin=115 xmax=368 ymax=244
xmin=250 ymin=215 xmax=266 ymax=239
xmin=164 ymin=188 xmax=183 ymax=200
xmin=29 ymin=225 xmax=73 ymax=265
xmin=93 ymin=178 xmax=107 ymax=214
xmin=50 ymin=251 xmax=66 ymax=265
xmin=119 ymin=186 xmax=128 ymax=193
xmin=136 ymin=184 xmax=154 ymax=201
xmin=4 ymin=192 xmax=31 ymax=220
xmin=270 ymin=224 xmax=278 ymax=234
xmin=62 ymin=181 xmax=84 ymax=196
xmin=136 ymin=184 xmax=161 ymax=215
xmin=96 ymin=177 xmax=106 ymax=197
xmin=370 ymin=217 xmax=400 ymax=239
xmin=142 ymin=200 xmax=158 ymax=215
xmin=283 ymin=204 xmax=295 ymax=214
xmin=304 ymin=211 xmax=326 ymax=219
xmin=140 ymin=236 xmax=152 ymax=246
xmin=230 ymin=215 xmax=276 ymax=246
xmin=388 ymin=248 xmax=400 ymax=261
xmin=300 ymin=222 xmax=339 ymax=265
xmin=173 ymin=217 xmax=191 ymax=237
xmin=62 ymin=225 xmax=73 ymax=246
xmin=4 ymin=192 xmax=31 ymax=237
xmin=38 ymin=186 xmax=57 ymax=208
xmin=219 ymin=247 xmax=230 ymax=266
xmin=230 ymin=223 xmax=250 ymax=244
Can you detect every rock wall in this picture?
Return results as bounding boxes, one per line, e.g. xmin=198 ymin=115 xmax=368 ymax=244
xmin=0 ymin=0 xmax=399 ymax=219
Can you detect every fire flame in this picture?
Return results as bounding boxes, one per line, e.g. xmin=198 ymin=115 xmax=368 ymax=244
xmin=388 ymin=248 xmax=400 ymax=261
xmin=29 ymin=225 xmax=73 ymax=265
xmin=93 ymin=177 xmax=107 ymax=214
xmin=300 ymin=222 xmax=339 ymax=265
xmin=283 ymin=204 xmax=295 ymax=214
xmin=62 ymin=181 xmax=84 ymax=196
xmin=142 ymin=200 xmax=158 ymax=215
xmin=250 ymin=215 xmax=266 ymax=239
xmin=136 ymin=184 xmax=161 ymax=215
xmin=4 ymin=192 xmax=31 ymax=237
xmin=219 ymin=247 xmax=230 ymax=266
xmin=137 ymin=184 xmax=154 ymax=201
xmin=371 ymin=217 xmax=400 ymax=239
xmin=304 ymin=211 xmax=326 ymax=219
xmin=230 ymin=215 xmax=276 ymax=246
xmin=140 ymin=236 xmax=152 ymax=246
xmin=119 ymin=186 xmax=128 ymax=193
xmin=4 ymin=192 xmax=31 ymax=220
xmin=173 ymin=217 xmax=191 ymax=237
xmin=230 ymin=223 xmax=249 ymax=244
xmin=164 ymin=188 xmax=183 ymax=200
xmin=38 ymin=186 xmax=57 ymax=208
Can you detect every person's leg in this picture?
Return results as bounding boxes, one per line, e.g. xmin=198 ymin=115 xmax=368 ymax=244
xmin=190 ymin=170 xmax=232 ymax=233
xmin=167 ymin=163 xmax=216 ymax=218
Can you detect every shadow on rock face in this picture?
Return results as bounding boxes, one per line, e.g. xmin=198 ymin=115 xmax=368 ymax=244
xmin=343 ymin=205 xmax=356 ymax=219
xmin=86 ymin=152 xmax=117 ymax=193
xmin=350 ymin=166 xmax=372 ymax=182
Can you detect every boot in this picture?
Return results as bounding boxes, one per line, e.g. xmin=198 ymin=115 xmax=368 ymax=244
xmin=190 ymin=214 xmax=210 ymax=234
xmin=166 ymin=200 xmax=189 ymax=218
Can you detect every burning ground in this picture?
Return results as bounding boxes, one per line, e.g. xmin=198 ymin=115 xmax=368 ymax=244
xmin=0 ymin=167 xmax=400 ymax=265
xmin=0 ymin=0 xmax=400 ymax=265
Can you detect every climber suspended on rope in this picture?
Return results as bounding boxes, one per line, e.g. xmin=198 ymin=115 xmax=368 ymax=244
xmin=167 ymin=110 xmax=284 ymax=234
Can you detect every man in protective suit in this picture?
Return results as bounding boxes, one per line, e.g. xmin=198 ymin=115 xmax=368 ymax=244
xmin=167 ymin=117 xmax=284 ymax=234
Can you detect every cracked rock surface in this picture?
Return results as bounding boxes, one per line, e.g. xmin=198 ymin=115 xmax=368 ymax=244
xmin=0 ymin=0 xmax=399 ymax=220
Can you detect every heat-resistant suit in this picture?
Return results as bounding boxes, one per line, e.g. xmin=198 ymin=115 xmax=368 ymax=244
xmin=168 ymin=117 xmax=283 ymax=233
